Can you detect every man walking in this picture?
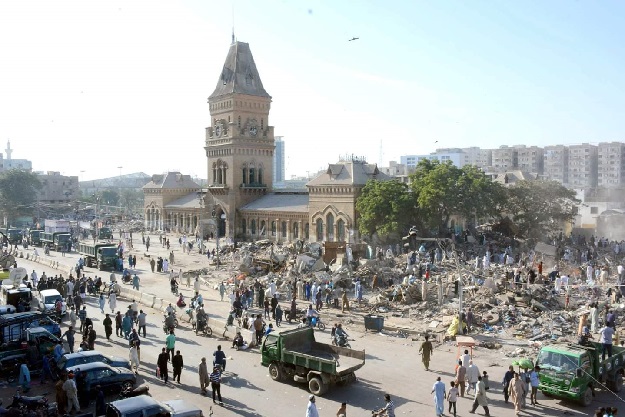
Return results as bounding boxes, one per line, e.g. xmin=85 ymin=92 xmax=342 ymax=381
xmin=172 ymin=350 xmax=183 ymax=384
xmin=455 ymin=360 xmax=467 ymax=397
xmin=199 ymin=357 xmax=209 ymax=394
xmin=600 ymin=324 xmax=614 ymax=361
xmin=468 ymin=375 xmax=490 ymax=416
xmin=166 ymin=330 xmax=176 ymax=361
xmin=466 ymin=360 xmax=480 ymax=394
xmin=502 ymin=365 xmax=515 ymax=403
xmin=103 ymin=314 xmax=113 ymax=341
xmin=61 ymin=326 xmax=76 ymax=354
xmin=529 ymin=365 xmax=541 ymax=406
xmin=138 ymin=310 xmax=147 ymax=337
xmin=419 ymin=335 xmax=434 ymax=371
xmin=306 ymin=395 xmax=319 ymax=417
xmin=431 ymin=376 xmax=446 ymax=417
xmin=78 ymin=306 xmax=87 ymax=333
xmin=157 ymin=347 xmax=169 ymax=383
xmin=209 ymin=365 xmax=223 ymax=405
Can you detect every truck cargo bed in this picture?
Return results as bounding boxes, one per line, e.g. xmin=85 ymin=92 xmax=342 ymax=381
xmin=284 ymin=341 xmax=365 ymax=375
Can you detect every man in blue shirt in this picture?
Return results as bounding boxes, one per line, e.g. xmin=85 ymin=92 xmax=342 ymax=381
xmin=213 ymin=345 xmax=226 ymax=371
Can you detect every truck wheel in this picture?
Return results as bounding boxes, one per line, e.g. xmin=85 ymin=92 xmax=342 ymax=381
xmin=581 ymin=387 xmax=593 ymax=406
xmin=614 ymin=374 xmax=623 ymax=392
xmin=309 ymin=377 xmax=326 ymax=396
xmin=268 ymin=363 xmax=283 ymax=381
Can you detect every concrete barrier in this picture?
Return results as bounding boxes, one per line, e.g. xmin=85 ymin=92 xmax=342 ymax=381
xmin=141 ymin=294 xmax=156 ymax=308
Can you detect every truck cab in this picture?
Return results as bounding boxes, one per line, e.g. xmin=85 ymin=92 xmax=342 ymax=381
xmin=28 ymin=230 xmax=43 ymax=246
xmin=99 ymin=227 xmax=113 ymax=240
xmin=537 ymin=342 xmax=625 ymax=406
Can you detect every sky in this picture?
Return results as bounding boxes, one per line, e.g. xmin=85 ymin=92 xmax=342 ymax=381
xmin=1 ymin=0 xmax=625 ymax=181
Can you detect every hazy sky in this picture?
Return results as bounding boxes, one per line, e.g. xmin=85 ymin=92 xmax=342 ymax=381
xmin=1 ymin=0 xmax=625 ymax=181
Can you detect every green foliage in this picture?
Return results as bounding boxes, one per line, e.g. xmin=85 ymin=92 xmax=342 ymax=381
xmin=100 ymin=189 xmax=119 ymax=206
xmin=0 ymin=169 xmax=43 ymax=222
xmin=503 ymin=180 xmax=579 ymax=239
xmin=356 ymin=179 xmax=416 ymax=238
xmin=409 ymin=160 xmax=505 ymax=233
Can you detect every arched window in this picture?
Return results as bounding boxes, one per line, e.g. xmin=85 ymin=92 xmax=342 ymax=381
xmin=316 ymin=218 xmax=323 ymax=242
xmin=337 ymin=219 xmax=345 ymax=241
xmin=249 ymin=165 xmax=256 ymax=184
xmin=305 ymin=223 xmax=310 ymax=239
xmin=242 ymin=164 xmax=247 ymax=185
xmin=271 ymin=221 xmax=277 ymax=237
xmin=326 ymin=213 xmax=335 ymax=242
xmin=251 ymin=219 xmax=256 ymax=235
xmin=258 ymin=167 xmax=263 ymax=185
xmin=293 ymin=222 xmax=299 ymax=239
xmin=260 ymin=220 xmax=266 ymax=236
xmin=241 ymin=218 xmax=246 ymax=235
xmin=281 ymin=221 xmax=287 ymax=238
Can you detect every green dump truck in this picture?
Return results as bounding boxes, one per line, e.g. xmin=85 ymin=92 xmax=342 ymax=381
xmin=98 ymin=227 xmax=113 ymax=240
xmin=28 ymin=229 xmax=43 ymax=246
xmin=536 ymin=341 xmax=625 ymax=406
xmin=78 ymin=241 xmax=118 ymax=270
xmin=261 ymin=327 xmax=365 ymax=396
xmin=41 ymin=232 xmax=71 ymax=251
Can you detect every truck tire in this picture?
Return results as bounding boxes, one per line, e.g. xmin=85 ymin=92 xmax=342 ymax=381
xmin=614 ymin=374 xmax=623 ymax=393
xmin=581 ymin=387 xmax=593 ymax=406
xmin=268 ymin=362 xmax=283 ymax=381
xmin=309 ymin=376 xmax=327 ymax=396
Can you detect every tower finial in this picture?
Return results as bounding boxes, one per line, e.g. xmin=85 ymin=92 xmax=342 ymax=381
xmin=231 ymin=0 xmax=235 ymax=44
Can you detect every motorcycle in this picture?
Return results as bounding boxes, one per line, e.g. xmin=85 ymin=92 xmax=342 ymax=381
xmin=195 ymin=315 xmax=212 ymax=337
xmin=122 ymin=272 xmax=132 ymax=284
xmin=119 ymin=384 xmax=150 ymax=399
xmin=332 ymin=333 xmax=351 ymax=348
xmin=87 ymin=281 xmax=97 ymax=296
xmin=170 ymin=282 xmax=179 ymax=295
xmin=308 ymin=316 xmax=326 ymax=331
xmin=162 ymin=314 xmax=179 ymax=333
xmin=8 ymin=388 xmax=56 ymax=415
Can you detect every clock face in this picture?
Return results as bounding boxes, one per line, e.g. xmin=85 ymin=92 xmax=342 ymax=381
xmin=249 ymin=126 xmax=258 ymax=137
xmin=215 ymin=124 xmax=221 ymax=137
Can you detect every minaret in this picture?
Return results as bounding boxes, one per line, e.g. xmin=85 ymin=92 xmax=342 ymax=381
xmin=5 ymin=140 xmax=12 ymax=160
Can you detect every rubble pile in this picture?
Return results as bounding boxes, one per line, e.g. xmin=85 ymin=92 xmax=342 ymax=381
xmin=196 ymin=232 xmax=625 ymax=350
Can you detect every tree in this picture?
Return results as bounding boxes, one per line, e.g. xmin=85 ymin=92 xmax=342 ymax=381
xmin=356 ymin=179 xmax=417 ymax=239
xmin=503 ymin=180 xmax=579 ymax=240
xmin=0 ymin=169 xmax=43 ymax=225
xmin=409 ymin=160 xmax=505 ymax=234
xmin=100 ymin=189 xmax=119 ymax=206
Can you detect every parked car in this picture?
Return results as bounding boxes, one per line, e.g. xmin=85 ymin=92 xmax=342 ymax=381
xmin=57 ymin=351 xmax=130 ymax=371
xmin=106 ymin=395 xmax=204 ymax=417
xmin=67 ymin=362 xmax=135 ymax=395
xmin=37 ymin=289 xmax=66 ymax=315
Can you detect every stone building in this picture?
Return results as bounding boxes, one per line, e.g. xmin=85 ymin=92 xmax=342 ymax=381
xmin=143 ymin=40 xmax=391 ymax=243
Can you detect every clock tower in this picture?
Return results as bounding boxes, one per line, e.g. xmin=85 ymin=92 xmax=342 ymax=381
xmin=205 ymin=41 xmax=275 ymax=238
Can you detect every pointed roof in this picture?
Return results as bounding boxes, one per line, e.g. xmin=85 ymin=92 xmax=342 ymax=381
xmin=209 ymin=41 xmax=271 ymax=99
xmin=142 ymin=172 xmax=201 ymax=190
xmin=306 ymin=161 xmax=392 ymax=187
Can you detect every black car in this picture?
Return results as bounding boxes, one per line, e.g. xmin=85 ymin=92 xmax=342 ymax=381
xmin=67 ymin=362 xmax=135 ymax=396
xmin=57 ymin=350 xmax=130 ymax=372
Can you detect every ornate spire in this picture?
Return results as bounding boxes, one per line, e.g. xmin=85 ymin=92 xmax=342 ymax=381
xmin=209 ymin=42 xmax=271 ymax=99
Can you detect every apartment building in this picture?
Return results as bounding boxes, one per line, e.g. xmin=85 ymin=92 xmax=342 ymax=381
xmin=568 ymin=143 xmax=598 ymax=188
xmin=491 ymin=146 xmax=518 ymax=172
xmin=515 ymin=145 xmax=544 ymax=174
xmin=598 ymin=142 xmax=625 ymax=188
xmin=543 ymin=145 xmax=569 ymax=184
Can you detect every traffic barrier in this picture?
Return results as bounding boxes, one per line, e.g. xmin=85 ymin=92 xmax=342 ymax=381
xmin=141 ymin=294 xmax=156 ymax=308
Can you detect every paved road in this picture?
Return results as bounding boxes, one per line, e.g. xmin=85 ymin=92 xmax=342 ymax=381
xmin=1 ymin=236 xmax=617 ymax=416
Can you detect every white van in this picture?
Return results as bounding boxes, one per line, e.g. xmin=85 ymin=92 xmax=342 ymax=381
xmin=106 ymin=396 xmax=203 ymax=417
xmin=37 ymin=289 xmax=66 ymax=315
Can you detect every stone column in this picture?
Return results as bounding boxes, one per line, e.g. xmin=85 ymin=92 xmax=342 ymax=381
xmin=275 ymin=218 xmax=280 ymax=242
xmin=286 ymin=220 xmax=291 ymax=242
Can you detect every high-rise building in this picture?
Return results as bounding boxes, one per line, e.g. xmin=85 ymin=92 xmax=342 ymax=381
xmin=461 ymin=147 xmax=492 ymax=168
xmin=598 ymin=142 xmax=625 ymax=188
xmin=543 ymin=145 xmax=569 ymax=184
xmin=273 ymin=136 xmax=285 ymax=184
xmin=568 ymin=143 xmax=598 ymax=188
xmin=515 ymin=145 xmax=544 ymax=174
xmin=491 ymin=146 xmax=518 ymax=172
xmin=400 ymin=149 xmax=466 ymax=169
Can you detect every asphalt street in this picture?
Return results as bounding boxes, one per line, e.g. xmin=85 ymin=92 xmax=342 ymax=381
xmin=0 ymin=235 xmax=617 ymax=416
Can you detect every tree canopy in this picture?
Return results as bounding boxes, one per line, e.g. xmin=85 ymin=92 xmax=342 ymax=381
xmin=408 ymin=160 xmax=506 ymax=233
xmin=356 ymin=179 xmax=416 ymax=238
xmin=502 ymin=180 xmax=579 ymax=240
xmin=0 ymin=169 xmax=42 ymax=224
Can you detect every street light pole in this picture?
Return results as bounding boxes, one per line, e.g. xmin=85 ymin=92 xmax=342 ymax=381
xmin=117 ymin=166 xmax=123 ymax=217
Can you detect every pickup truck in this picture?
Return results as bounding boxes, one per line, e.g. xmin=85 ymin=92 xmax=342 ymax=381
xmin=78 ymin=241 xmax=118 ymax=270
xmin=0 ymin=311 xmax=61 ymax=343
xmin=261 ymin=327 xmax=365 ymax=396
xmin=536 ymin=341 xmax=625 ymax=406
xmin=0 ymin=327 xmax=60 ymax=370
